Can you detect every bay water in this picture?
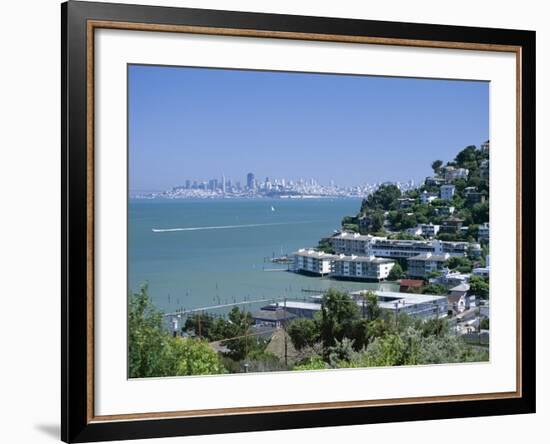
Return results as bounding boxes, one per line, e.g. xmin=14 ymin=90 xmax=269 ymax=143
xmin=128 ymin=198 xmax=398 ymax=315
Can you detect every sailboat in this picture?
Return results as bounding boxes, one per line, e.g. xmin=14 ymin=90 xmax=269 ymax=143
xmin=271 ymin=206 xmax=275 ymax=212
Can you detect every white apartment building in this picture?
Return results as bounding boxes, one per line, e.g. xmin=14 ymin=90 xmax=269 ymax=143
xmin=407 ymin=253 xmax=451 ymax=278
xmin=293 ymin=249 xmax=336 ymax=276
xmin=331 ymin=254 xmax=395 ymax=281
xmin=440 ymin=184 xmax=456 ymax=200
xmin=330 ymin=232 xmax=476 ymax=259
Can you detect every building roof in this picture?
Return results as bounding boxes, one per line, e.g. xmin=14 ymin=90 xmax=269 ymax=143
xmin=268 ymin=301 xmax=322 ymax=311
xmin=332 ymin=232 xmax=373 ymax=241
xmin=333 ymin=254 xmax=394 ymax=264
xmin=252 ymin=308 xmax=296 ymax=322
xmin=293 ymin=249 xmax=337 ymax=259
xmin=399 ymin=279 xmax=424 ymax=288
xmin=408 ymin=253 xmax=449 ymax=262
xmin=450 ymin=283 xmax=470 ymax=292
xmin=349 ymin=290 xmax=447 ymax=310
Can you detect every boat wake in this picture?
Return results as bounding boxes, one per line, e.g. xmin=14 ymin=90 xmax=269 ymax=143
xmin=152 ymin=221 xmax=321 ymax=233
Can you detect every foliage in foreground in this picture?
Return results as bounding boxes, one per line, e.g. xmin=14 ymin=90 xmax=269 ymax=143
xmin=128 ymin=285 xmax=225 ymax=378
xmin=287 ymin=289 xmax=488 ymax=371
xmin=129 ymin=286 xmax=488 ymax=377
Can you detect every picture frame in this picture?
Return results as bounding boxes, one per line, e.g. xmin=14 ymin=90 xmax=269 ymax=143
xmin=61 ymin=1 xmax=536 ymax=442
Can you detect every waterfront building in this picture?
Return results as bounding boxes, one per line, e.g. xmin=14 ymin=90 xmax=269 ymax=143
xmin=350 ymin=290 xmax=448 ymax=320
xmin=292 ymin=249 xmax=337 ymax=276
xmin=306 ymin=290 xmax=447 ymax=320
xmin=440 ymin=184 xmax=456 ymax=200
xmin=481 ymin=140 xmax=490 ymax=153
xmin=407 ymin=252 xmax=450 ymax=278
xmin=331 ymin=254 xmax=395 ymax=281
xmin=330 ymin=232 xmax=475 ymax=259
xmin=330 ymin=232 xmax=373 ymax=255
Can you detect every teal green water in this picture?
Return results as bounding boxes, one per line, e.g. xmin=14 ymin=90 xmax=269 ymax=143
xmin=128 ymin=198 xmax=397 ymax=314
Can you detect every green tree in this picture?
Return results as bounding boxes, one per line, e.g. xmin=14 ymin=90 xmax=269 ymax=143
xmin=128 ymin=284 xmax=170 ymax=378
xmin=366 ymin=291 xmax=381 ymax=321
xmin=370 ymin=211 xmax=385 ymax=232
xmin=421 ymin=284 xmax=448 ymax=295
xmin=469 ymin=275 xmax=490 ymax=299
xmin=471 ymin=202 xmax=489 ymax=224
xmin=319 ymin=289 xmax=359 ymax=349
xmin=221 ymin=307 xmax=255 ymax=361
xmin=455 ymin=145 xmax=477 ymax=166
xmin=317 ymin=237 xmax=335 ymax=254
xmin=128 ymin=285 xmax=224 ymax=378
xmin=326 ymin=338 xmax=356 ymax=366
xmin=388 ymin=262 xmax=404 ymax=281
xmin=362 ymin=184 xmax=402 ymax=211
xmin=431 ymin=160 xmax=443 ymax=174
xmin=168 ymin=337 xmax=226 ymax=376
xmin=288 ymin=318 xmax=319 ymax=350
xmin=447 ymin=256 xmax=472 ymax=271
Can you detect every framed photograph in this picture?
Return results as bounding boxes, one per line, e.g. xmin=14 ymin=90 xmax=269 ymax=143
xmin=61 ymin=1 xmax=535 ymax=442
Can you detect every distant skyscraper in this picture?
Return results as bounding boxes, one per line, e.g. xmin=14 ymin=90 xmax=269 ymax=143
xmin=185 ymin=179 xmax=191 ymax=189
xmin=247 ymin=172 xmax=255 ymax=190
xmin=221 ymin=175 xmax=226 ymax=193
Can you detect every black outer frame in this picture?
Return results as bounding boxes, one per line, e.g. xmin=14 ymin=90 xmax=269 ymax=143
xmin=61 ymin=1 xmax=536 ymax=442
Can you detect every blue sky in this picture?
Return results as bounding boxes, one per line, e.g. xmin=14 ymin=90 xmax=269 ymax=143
xmin=128 ymin=65 xmax=488 ymax=191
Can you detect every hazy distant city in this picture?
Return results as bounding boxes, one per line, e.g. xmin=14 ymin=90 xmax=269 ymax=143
xmin=134 ymin=173 xmax=418 ymax=199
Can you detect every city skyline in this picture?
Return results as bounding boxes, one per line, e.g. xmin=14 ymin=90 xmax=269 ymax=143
xmin=132 ymin=170 xmax=418 ymax=199
xmin=129 ymin=65 xmax=489 ymax=191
